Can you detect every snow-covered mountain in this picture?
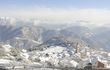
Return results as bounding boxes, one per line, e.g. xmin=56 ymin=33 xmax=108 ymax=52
xmin=0 ymin=17 xmax=110 ymax=69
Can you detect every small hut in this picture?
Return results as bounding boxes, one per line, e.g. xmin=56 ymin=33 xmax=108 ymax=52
xmin=96 ymin=61 xmax=105 ymax=68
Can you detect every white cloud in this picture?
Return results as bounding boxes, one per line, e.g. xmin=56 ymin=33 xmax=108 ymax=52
xmin=0 ymin=8 xmax=110 ymax=27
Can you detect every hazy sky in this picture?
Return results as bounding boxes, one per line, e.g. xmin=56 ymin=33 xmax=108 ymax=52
xmin=0 ymin=0 xmax=110 ymax=27
xmin=0 ymin=0 xmax=109 ymax=16
xmin=0 ymin=0 xmax=110 ymax=9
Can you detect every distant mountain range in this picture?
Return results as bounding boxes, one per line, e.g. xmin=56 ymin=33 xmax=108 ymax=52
xmin=0 ymin=17 xmax=109 ymax=51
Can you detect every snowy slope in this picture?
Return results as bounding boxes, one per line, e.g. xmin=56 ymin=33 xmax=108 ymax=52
xmin=0 ymin=43 xmax=110 ymax=68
